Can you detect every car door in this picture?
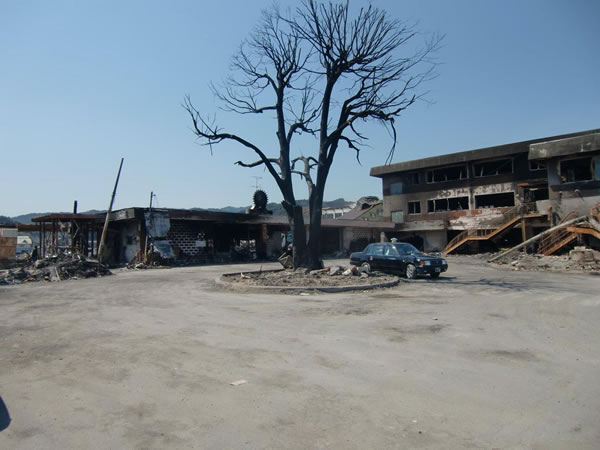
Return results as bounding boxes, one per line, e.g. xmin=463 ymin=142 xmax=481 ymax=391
xmin=382 ymin=244 xmax=400 ymax=273
xmin=365 ymin=244 xmax=385 ymax=270
xmin=394 ymin=244 xmax=410 ymax=273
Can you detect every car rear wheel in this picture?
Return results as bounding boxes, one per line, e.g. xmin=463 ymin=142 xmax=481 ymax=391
xmin=361 ymin=262 xmax=371 ymax=273
xmin=405 ymin=263 xmax=417 ymax=279
xmin=430 ymin=272 xmax=440 ymax=279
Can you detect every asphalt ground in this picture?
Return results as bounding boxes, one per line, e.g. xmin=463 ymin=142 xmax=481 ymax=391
xmin=1 ymin=256 xmax=599 ymax=449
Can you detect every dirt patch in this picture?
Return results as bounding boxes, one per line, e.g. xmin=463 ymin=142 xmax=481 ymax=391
xmin=386 ymin=323 xmax=448 ymax=342
xmin=223 ymin=268 xmax=398 ymax=288
xmin=485 ymin=350 xmax=539 ymax=362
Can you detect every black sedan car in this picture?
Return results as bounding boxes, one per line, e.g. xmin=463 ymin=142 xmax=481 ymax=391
xmin=350 ymin=242 xmax=448 ymax=279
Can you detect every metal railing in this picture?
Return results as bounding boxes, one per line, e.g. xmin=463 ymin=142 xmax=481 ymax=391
xmin=537 ymin=210 xmax=578 ymax=254
xmin=444 ymin=203 xmax=537 ymax=253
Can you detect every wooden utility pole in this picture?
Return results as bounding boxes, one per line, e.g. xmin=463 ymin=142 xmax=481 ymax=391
xmin=143 ymin=191 xmax=154 ymax=262
xmin=97 ymin=158 xmax=124 ymax=263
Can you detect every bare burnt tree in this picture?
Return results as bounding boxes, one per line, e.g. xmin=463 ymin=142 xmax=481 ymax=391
xmin=184 ymin=0 xmax=441 ymax=269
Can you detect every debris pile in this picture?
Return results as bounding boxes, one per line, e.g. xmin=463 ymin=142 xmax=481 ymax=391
xmin=492 ymin=247 xmax=600 ymax=273
xmin=0 ymin=254 xmax=111 ymax=285
xmin=313 ymin=265 xmax=374 ymax=278
xmin=227 ymin=265 xmax=396 ymax=288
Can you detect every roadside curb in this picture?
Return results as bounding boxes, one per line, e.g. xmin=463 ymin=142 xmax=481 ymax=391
xmin=215 ymin=269 xmax=401 ymax=294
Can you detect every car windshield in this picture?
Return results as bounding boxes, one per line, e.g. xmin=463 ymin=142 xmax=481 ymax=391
xmin=393 ymin=243 xmax=421 ymax=255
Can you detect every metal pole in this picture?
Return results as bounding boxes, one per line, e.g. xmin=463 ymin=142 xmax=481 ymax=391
xmin=97 ymin=158 xmax=124 ymax=263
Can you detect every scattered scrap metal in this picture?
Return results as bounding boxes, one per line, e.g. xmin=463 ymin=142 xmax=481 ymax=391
xmin=0 ymin=254 xmax=111 ymax=285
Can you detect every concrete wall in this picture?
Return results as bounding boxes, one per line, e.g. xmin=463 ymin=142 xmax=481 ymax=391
xmin=341 ymin=227 xmax=379 ymax=252
xmin=0 ymin=228 xmax=17 ymax=264
xmin=421 ymin=230 xmax=446 ymax=252
xmin=119 ymin=221 xmax=140 ymax=263
xmin=537 ymin=196 xmax=600 ymax=223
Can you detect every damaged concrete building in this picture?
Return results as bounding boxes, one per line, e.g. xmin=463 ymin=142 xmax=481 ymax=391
xmin=60 ymin=207 xmax=395 ymax=265
xmin=370 ymin=129 xmax=600 ymax=253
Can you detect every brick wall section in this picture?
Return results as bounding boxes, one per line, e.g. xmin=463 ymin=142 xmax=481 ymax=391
xmin=167 ymin=221 xmax=203 ymax=256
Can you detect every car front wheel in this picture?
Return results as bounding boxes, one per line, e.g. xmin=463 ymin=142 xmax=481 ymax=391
xmin=361 ymin=262 xmax=371 ymax=273
xmin=405 ymin=263 xmax=417 ymax=279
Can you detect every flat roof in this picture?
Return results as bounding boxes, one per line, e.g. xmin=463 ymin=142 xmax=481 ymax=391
xmin=108 ymin=207 xmax=396 ymax=229
xmin=529 ymin=133 xmax=600 ymax=160
xmin=32 ymin=213 xmax=104 ymax=222
xmin=370 ymin=128 xmax=600 ymax=177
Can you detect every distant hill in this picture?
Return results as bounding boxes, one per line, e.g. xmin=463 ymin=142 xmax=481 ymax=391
xmin=204 ymin=198 xmax=355 ymax=216
xmin=7 ymin=199 xmax=365 ymax=223
xmin=8 ymin=210 xmax=105 ymax=224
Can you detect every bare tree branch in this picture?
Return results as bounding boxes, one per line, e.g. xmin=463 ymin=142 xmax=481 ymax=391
xmin=183 ymin=95 xmax=284 ymax=188
xmin=235 ymin=158 xmax=279 ymax=168
xmin=291 ymin=156 xmax=318 ymax=195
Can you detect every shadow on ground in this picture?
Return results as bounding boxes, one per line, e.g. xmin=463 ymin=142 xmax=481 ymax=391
xmin=0 ymin=396 xmax=10 ymax=431
xmin=421 ymin=276 xmax=529 ymax=292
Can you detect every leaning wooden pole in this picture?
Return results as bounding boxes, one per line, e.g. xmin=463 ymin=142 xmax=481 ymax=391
xmin=97 ymin=158 xmax=124 ymax=263
xmin=488 ymin=216 xmax=586 ymax=263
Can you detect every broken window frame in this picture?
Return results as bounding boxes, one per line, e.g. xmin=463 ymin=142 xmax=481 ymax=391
xmin=473 ymin=158 xmax=514 ymax=178
xmin=559 ymin=156 xmax=594 ymax=183
xmin=405 ymin=172 xmax=420 ymax=185
xmin=426 ymin=196 xmax=469 ymax=213
xmin=408 ymin=201 xmax=421 ymax=214
xmin=528 ymin=160 xmax=546 ymax=171
xmin=426 ymin=164 xmax=468 ymax=183
xmin=474 ymin=192 xmax=515 ymax=209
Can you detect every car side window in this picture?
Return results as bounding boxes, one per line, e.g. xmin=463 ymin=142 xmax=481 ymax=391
xmin=384 ymin=246 xmax=398 ymax=256
xmin=371 ymin=245 xmax=384 ymax=256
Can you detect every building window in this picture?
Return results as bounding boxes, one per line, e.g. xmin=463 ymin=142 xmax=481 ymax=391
xmin=427 ymin=196 xmax=468 ymax=213
xmin=560 ymin=157 xmax=593 ymax=182
xmin=406 ymin=172 xmax=420 ymax=184
xmin=426 ymin=165 xmax=468 ymax=183
xmin=529 ymin=160 xmax=546 ymax=171
xmin=391 ymin=210 xmax=404 ymax=223
xmin=475 ymin=192 xmax=515 ymax=208
xmin=408 ymin=201 xmax=421 ymax=214
xmin=389 ymin=182 xmax=404 ymax=195
xmin=473 ymin=158 xmax=513 ymax=177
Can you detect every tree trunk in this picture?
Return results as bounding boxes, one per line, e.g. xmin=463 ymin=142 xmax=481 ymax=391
xmin=307 ymin=189 xmax=324 ymax=270
xmin=282 ymin=200 xmax=308 ymax=268
xmin=291 ymin=205 xmax=308 ymax=268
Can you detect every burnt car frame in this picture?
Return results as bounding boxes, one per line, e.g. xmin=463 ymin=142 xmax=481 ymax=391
xmin=350 ymin=242 xmax=448 ymax=279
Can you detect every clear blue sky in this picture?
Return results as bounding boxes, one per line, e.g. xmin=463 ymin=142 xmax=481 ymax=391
xmin=1 ymin=0 xmax=598 ymax=216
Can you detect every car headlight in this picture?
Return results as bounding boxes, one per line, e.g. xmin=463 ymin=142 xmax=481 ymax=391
xmin=441 ymin=259 xmax=447 ymax=265
xmin=424 ymin=260 xmax=431 ymax=266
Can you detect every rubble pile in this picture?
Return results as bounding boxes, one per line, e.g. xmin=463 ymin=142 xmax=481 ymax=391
xmin=0 ymin=254 xmax=111 ymax=285
xmin=312 ymin=264 xmax=376 ymax=278
xmin=493 ymin=247 xmax=600 ymax=273
xmin=228 ymin=265 xmax=396 ymax=288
